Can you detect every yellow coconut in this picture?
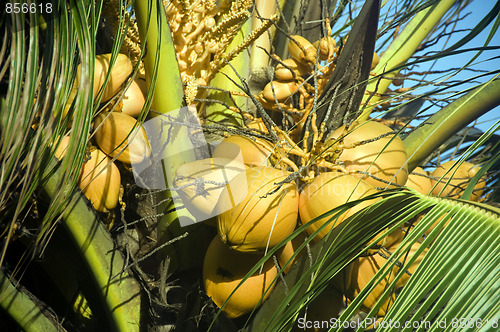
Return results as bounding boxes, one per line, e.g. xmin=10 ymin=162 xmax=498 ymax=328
xmin=313 ymin=36 xmax=337 ymax=61
xmin=76 ymin=53 xmax=133 ymax=102
xmin=275 ymin=58 xmax=311 ymax=81
xmin=54 ymin=136 xmax=71 ymax=160
xmin=328 ymin=121 xmax=408 ymax=188
xmin=94 ymin=112 xmax=151 ymax=164
xmin=348 ymin=240 xmax=427 ymax=316
xmin=276 ymin=231 xmax=308 ymax=274
xmin=173 ymin=157 xmax=246 ymax=224
xmin=299 ymin=172 xmax=378 ymax=241
xmin=203 ymin=235 xmax=277 ymax=318
xmin=431 ymin=160 xmax=485 ymax=201
xmin=405 ymin=166 xmax=433 ymax=194
xmin=217 ymin=166 xmax=299 ymax=252
xmin=121 ymin=78 xmax=147 ymax=118
xmin=262 ymin=81 xmax=299 ymax=102
xmin=79 ymin=149 xmax=121 ymax=212
xmin=412 ymin=209 xmax=454 ymax=236
xmin=367 ymin=226 xmax=407 ymax=251
xmin=288 ymin=35 xmax=317 ymax=64
xmin=212 ymin=135 xmax=275 ymax=167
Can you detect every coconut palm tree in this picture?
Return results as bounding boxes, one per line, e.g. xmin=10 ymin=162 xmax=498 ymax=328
xmin=1 ymin=0 xmax=499 ymax=331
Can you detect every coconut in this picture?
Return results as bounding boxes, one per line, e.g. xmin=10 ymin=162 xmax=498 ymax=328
xmin=288 ymin=35 xmax=317 ymax=64
xmin=313 ymin=36 xmax=337 ymax=61
xmin=212 ymin=135 xmax=275 ymax=167
xmin=54 ymin=136 xmax=71 ymax=160
xmin=203 ymin=235 xmax=277 ymax=318
xmin=371 ymin=52 xmax=380 ymax=70
xmin=294 ymin=286 xmax=344 ymax=332
xmin=173 ymin=157 xmax=246 ymax=224
xmin=276 ymin=231 xmax=308 ymax=274
xmin=217 ymin=166 xmax=299 ymax=252
xmin=274 ymin=58 xmax=311 ymax=81
xmin=405 ymin=166 xmax=433 ymax=194
xmin=299 ymin=172 xmax=378 ymax=241
xmin=431 ymin=160 xmax=485 ymax=201
xmin=328 ymin=121 xmax=408 ymax=188
xmin=76 ymin=53 xmax=133 ymax=102
xmin=121 ymin=78 xmax=147 ymax=118
xmin=79 ymin=149 xmax=121 ymax=212
xmin=348 ymin=240 xmax=427 ymax=316
xmin=94 ymin=112 xmax=151 ymax=164
xmin=262 ymin=81 xmax=299 ymax=102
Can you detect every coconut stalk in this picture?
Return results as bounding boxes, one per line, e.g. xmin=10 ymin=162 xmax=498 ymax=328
xmin=250 ymin=0 xmax=277 ymax=76
xmin=133 ymin=0 xmax=220 ymax=272
xmin=248 ymin=0 xmax=286 ymax=88
xmin=404 ymin=78 xmax=500 ymax=171
xmin=0 ymin=269 xmax=62 ymax=332
xmin=133 ymin=0 xmax=196 ymax=195
xmin=358 ymin=0 xmax=456 ymax=121
xmin=42 ymin=159 xmax=141 ymax=332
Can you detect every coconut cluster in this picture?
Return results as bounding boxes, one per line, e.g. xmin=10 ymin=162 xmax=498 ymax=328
xmin=50 ymin=2 xmax=490 ymax=322
xmin=255 ymin=33 xmax=380 ymax=139
xmin=174 ymin=142 xmax=299 ymax=317
xmin=98 ymin=6 xmax=488 ymax=321
xmin=57 ymin=53 xmax=151 ymax=213
xmin=185 ymin=121 xmax=487 ymax=319
xmin=165 ymin=10 xmax=488 ymax=320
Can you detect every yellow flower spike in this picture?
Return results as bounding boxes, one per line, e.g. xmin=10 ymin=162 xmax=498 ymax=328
xmin=182 ymin=21 xmax=194 ymax=34
xmin=185 ymin=19 xmax=209 ymax=44
xmin=178 ymin=59 xmax=188 ymax=72
xmin=206 ymin=40 xmax=219 ymax=53
xmin=173 ymin=32 xmax=187 ymax=49
xmin=193 ymin=42 xmax=204 ymax=55
xmin=204 ymin=15 xmax=215 ymax=26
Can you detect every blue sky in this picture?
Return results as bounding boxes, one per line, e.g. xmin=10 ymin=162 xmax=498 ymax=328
xmin=389 ymin=0 xmax=500 ymax=133
xmin=330 ymin=0 xmax=499 ymax=133
xmin=417 ymin=0 xmax=500 ymax=132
